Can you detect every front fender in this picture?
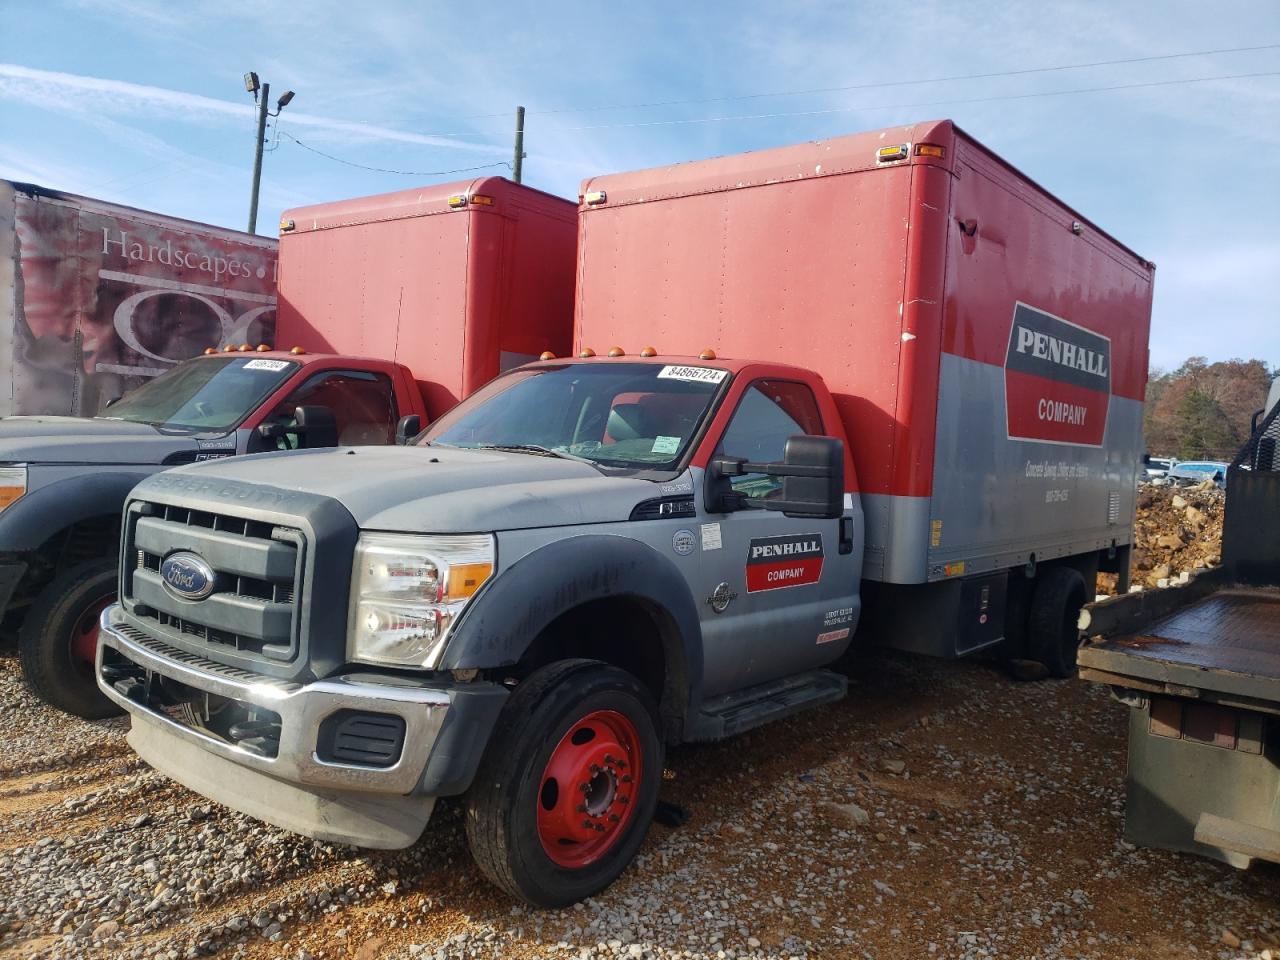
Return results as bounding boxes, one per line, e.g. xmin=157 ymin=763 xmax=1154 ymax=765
xmin=440 ymin=534 xmax=704 ymax=724
xmin=0 ymin=471 xmax=156 ymax=552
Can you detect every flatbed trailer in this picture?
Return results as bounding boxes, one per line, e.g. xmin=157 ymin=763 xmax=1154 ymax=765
xmin=1078 ymin=388 xmax=1280 ymax=869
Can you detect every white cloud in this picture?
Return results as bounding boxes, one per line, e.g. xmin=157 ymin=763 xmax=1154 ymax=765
xmin=0 ymin=64 xmax=504 ymax=154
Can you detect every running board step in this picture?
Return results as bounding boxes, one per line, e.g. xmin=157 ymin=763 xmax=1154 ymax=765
xmin=688 ymin=670 xmax=847 ymax=742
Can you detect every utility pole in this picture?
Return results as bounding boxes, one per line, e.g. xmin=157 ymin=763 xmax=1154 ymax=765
xmin=512 ymin=105 xmax=526 ymax=184
xmin=248 ymin=81 xmax=269 ymax=234
xmin=243 ymin=73 xmax=296 ymax=234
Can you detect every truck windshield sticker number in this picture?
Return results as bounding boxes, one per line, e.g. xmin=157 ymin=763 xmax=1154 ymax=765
xmin=243 ymin=358 xmax=290 ymax=372
xmin=746 ymin=534 xmax=824 ymax=593
xmin=657 ymin=365 xmax=728 ymax=384
xmin=651 ymin=435 xmax=682 ymax=455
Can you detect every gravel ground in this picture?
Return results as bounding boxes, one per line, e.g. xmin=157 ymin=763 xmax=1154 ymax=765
xmin=1 ymin=643 xmax=1276 ymax=960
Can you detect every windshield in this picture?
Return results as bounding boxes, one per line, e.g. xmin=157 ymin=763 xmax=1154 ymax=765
xmin=421 ymin=362 xmax=729 ymax=470
xmin=100 ymin=357 xmax=299 ymax=432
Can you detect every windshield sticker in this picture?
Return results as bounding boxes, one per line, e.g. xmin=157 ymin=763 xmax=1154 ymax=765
xmin=242 ymin=358 xmax=290 ymax=372
xmin=657 ymin=365 xmax=728 ymax=385
xmin=672 ymin=529 xmax=697 ymax=556
xmin=746 ymin=533 xmax=824 ymax=593
xmin=651 ymin=435 xmax=682 ymax=455
xmin=701 ymin=522 xmax=723 ymax=551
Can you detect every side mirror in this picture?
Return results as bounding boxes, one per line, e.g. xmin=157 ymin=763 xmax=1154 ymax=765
xmin=395 ymin=414 xmax=422 ymax=445
xmin=293 ymin=405 xmax=338 ymax=449
xmin=775 ymin=436 xmax=845 ymax=519
xmin=1142 ymin=453 xmax=1151 ymax=466
xmin=705 ymin=435 xmax=845 ymax=519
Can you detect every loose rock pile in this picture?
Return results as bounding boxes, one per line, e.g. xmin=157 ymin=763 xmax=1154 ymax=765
xmin=1098 ymin=482 xmax=1224 ymax=595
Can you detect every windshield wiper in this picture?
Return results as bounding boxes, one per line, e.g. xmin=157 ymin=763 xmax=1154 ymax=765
xmin=477 ymin=443 xmax=606 ymax=466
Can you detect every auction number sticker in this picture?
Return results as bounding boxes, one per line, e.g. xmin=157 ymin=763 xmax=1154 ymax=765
xmin=243 ymin=358 xmax=290 ymax=372
xmin=657 ymin=365 xmax=728 ymax=384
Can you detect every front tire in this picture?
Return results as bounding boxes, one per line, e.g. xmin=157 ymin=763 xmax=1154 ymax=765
xmin=19 ymin=558 xmax=121 ymax=719
xmin=465 ymin=659 xmax=662 ymax=907
xmin=1027 ymin=566 xmax=1087 ymax=679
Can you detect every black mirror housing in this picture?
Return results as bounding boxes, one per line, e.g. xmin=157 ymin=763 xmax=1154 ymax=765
xmin=776 ymin=435 xmax=844 ymax=519
xmin=395 ymin=414 xmax=422 ymax=445
xmin=293 ymin=405 xmax=338 ymax=449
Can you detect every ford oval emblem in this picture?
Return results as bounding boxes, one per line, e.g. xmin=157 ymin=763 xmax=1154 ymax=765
xmin=160 ymin=552 xmax=216 ymax=601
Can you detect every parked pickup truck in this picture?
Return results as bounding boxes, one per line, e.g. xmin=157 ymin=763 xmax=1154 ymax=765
xmin=95 ymin=121 xmax=1153 ymax=906
xmin=4 ymin=177 xmax=574 ymax=717
xmin=1078 ymin=379 xmax=1280 ymax=868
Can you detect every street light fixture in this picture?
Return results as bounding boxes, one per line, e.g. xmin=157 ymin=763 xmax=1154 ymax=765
xmin=244 ymin=73 xmax=294 ymax=234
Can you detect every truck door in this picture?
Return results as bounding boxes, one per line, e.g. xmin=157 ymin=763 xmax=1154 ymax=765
xmin=695 ymin=378 xmax=861 ymax=696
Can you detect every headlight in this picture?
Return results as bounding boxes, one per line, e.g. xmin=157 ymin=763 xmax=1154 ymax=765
xmin=0 ymin=466 xmax=27 ymax=511
xmin=347 ymin=533 xmax=494 ymax=668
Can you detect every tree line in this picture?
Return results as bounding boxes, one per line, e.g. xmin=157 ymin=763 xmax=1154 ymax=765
xmin=1144 ymin=357 xmax=1274 ymax=461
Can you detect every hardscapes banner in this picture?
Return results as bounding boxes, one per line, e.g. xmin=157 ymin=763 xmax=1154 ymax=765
xmin=6 ymin=187 xmax=278 ymax=417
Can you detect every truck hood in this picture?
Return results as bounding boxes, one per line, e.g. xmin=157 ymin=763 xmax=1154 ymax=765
xmin=165 ymin=445 xmax=676 ymax=532
xmin=0 ymin=416 xmax=202 ymax=465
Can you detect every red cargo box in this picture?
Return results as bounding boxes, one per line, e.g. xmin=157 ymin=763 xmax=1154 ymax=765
xmin=576 ymin=120 xmax=1153 ymax=585
xmin=278 ymin=177 xmax=576 ymax=418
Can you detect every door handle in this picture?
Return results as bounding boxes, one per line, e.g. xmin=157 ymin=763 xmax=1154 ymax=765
xmin=839 ymin=516 xmax=855 ymax=555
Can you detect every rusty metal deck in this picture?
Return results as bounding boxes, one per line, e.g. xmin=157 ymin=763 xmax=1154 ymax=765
xmin=1078 ymin=588 xmax=1280 ymax=710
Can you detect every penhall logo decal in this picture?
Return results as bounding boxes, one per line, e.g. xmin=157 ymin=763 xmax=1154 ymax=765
xmin=746 ymin=534 xmax=824 ymax=593
xmin=1004 ymin=302 xmax=1111 ymax=448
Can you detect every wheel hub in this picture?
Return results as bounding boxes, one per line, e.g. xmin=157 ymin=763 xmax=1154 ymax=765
xmin=70 ymin=595 xmax=114 ymax=671
xmin=537 ymin=710 xmax=643 ymax=868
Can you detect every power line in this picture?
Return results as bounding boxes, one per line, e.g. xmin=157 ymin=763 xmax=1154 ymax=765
xmin=460 ymin=42 xmax=1280 ymax=119
xmin=556 ymin=70 xmax=1280 ymax=131
xmin=281 ymin=132 xmax=510 ymax=176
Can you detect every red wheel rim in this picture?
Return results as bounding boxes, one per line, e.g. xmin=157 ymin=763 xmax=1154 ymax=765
xmin=536 ymin=709 xmax=644 ymax=869
xmin=69 ymin=594 xmax=115 ymax=670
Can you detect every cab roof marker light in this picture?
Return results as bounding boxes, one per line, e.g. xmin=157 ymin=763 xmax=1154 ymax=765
xmin=469 ymin=194 xmax=495 ymax=206
xmin=256 ymin=344 xmax=272 ymax=352
xmin=223 ymin=345 xmax=237 ymax=352
xmin=700 ymin=348 xmax=717 ymax=360
xmin=290 ymin=346 xmax=306 ymax=355
xmin=914 ymin=143 xmax=946 ymax=158
xmin=607 ymin=347 xmax=625 ymax=357
xmin=579 ymin=347 xmax=596 ymax=358
xmin=640 ymin=346 xmax=657 ymax=357
xmin=877 ymin=144 xmax=909 ymax=162
xmin=583 ymin=190 xmax=607 ymax=205
xmin=203 ymin=347 xmax=217 ymax=355
xmin=539 ymin=351 xmax=556 ymax=360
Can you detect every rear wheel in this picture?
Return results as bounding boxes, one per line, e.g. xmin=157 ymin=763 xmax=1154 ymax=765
xmin=19 ymin=558 xmax=121 ymax=719
xmin=465 ymin=659 xmax=662 ymax=907
xmin=1027 ymin=566 xmax=1087 ymax=679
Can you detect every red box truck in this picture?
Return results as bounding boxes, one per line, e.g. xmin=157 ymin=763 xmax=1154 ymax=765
xmin=96 ymin=122 xmax=1153 ymax=906
xmin=3 ymin=177 xmax=575 ymax=717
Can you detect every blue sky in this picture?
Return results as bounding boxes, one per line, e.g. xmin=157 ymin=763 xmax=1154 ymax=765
xmin=1 ymin=0 xmax=1277 ymax=371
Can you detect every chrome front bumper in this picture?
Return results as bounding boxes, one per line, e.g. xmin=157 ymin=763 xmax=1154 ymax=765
xmin=96 ymin=608 xmax=450 ymax=796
